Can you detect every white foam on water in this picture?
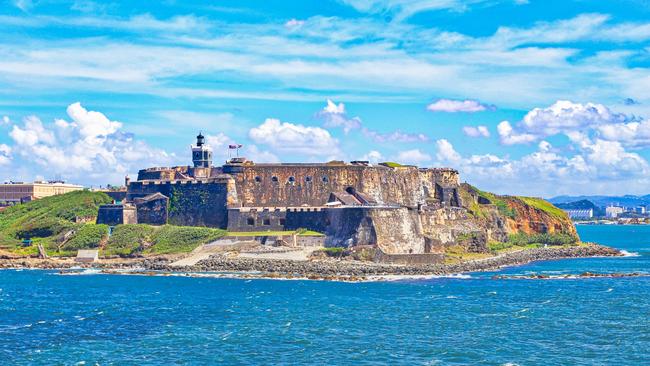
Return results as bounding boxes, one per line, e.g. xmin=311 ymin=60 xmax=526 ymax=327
xmin=620 ymin=250 xmax=640 ymax=257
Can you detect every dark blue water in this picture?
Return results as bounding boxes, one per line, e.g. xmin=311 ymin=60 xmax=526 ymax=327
xmin=1 ymin=225 xmax=649 ymax=365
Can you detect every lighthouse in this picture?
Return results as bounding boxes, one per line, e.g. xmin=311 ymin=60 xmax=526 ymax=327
xmin=191 ymin=132 xmax=212 ymax=168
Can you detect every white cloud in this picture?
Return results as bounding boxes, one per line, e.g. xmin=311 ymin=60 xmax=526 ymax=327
xmin=246 ymin=145 xmax=280 ymax=163
xmin=2 ymin=116 xmax=10 ymax=125
xmin=316 ymin=99 xmax=427 ymax=142
xmin=341 ymin=0 xmax=488 ymax=20
xmin=6 ymin=103 xmax=173 ymax=185
xmin=359 ymin=150 xmax=383 ymax=164
xmin=285 ymin=18 xmax=305 ymax=29
xmin=462 ymin=125 xmax=490 ymax=137
xmin=361 ymin=128 xmax=429 ymax=143
xmin=13 ymin=0 xmax=32 ymax=12
xmin=66 ymin=102 xmax=122 ymax=143
xmin=317 ymin=99 xmax=362 ymax=134
xmin=249 ymin=118 xmax=340 ymax=156
xmin=435 ymin=139 xmax=461 ymax=162
xmin=395 ymin=149 xmax=431 ymax=165
xmin=0 ymin=144 xmax=11 ymax=165
xmin=434 ymin=137 xmax=650 ymax=196
xmin=497 ymin=120 xmax=537 ymax=145
xmin=427 ymin=99 xmax=494 ymax=113
xmin=497 ymin=100 xmax=647 ymax=146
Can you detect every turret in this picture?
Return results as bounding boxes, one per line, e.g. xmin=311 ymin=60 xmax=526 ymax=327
xmin=192 ymin=132 xmax=212 ymax=168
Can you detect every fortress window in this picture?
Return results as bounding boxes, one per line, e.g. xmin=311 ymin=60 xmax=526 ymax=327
xmin=279 ymin=218 xmax=286 ymax=226
xmin=247 ymin=218 xmax=255 ymax=226
xmin=288 ymin=176 xmax=296 ymax=184
xmin=263 ymin=219 xmax=271 ymax=226
xmin=322 ymin=176 xmax=329 ymax=183
xmin=254 ymin=176 xmax=262 ymax=183
xmin=271 ymin=176 xmax=279 ymax=183
xmin=305 ymin=176 xmax=312 ymax=183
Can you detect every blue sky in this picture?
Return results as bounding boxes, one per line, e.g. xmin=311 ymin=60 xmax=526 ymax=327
xmin=2 ymin=0 xmax=650 ymax=197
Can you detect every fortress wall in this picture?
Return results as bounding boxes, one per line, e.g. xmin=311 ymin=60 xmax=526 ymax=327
xmin=135 ymin=196 xmax=169 ymax=226
xmin=96 ymin=204 xmax=137 ymax=226
xmin=231 ymin=165 xmax=433 ymax=207
xmin=127 ymin=180 xmax=229 ymax=228
xmin=325 ymin=207 xmax=426 ymax=254
xmin=167 ymin=182 xmax=229 ymax=228
xmin=226 ymin=207 xmax=330 ymax=233
xmin=227 ymin=208 xmax=287 ymax=232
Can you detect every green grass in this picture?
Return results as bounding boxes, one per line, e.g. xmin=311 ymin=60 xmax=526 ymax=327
xmin=0 ymin=191 xmax=112 ymax=255
xmin=61 ymin=224 xmax=108 ymax=251
xmin=474 ymin=188 xmax=517 ymax=219
xmin=103 ymin=224 xmax=155 ymax=257
xmin=144 ymin=225 xmax=226 ymax=254
xmin=517 ymin=196 xmax=568 ymax=220
xmin=488 ymin=232 xmax=578 ymax=253
xmin=380 ymin=161 xmax=404 ymax=168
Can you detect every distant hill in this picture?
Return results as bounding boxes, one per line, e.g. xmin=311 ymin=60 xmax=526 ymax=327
xmin=549 ymin=195 xmax=650 ymax=208
xmin=554 ymin=199 xmax=603 ymax=216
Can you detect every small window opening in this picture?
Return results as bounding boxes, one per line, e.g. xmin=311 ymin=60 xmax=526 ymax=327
xmin=247 ymin=218 xmax=255 ymax=226
xmin=263 ymin=219 xmax=271 ymax=226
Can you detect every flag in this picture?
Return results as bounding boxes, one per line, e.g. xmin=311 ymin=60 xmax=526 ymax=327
xmin=229 ymin=144 xmax=243 ymax=149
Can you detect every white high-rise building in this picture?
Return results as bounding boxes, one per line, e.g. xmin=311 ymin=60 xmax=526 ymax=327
xmin=605 ymin=206 xmax=624 ymax=218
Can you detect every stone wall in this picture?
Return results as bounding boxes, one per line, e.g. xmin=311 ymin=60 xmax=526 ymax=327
xmin=96 ymin=204 xmax=137 ymax=226
xmin=226 ymin=207 xmax=330 ymax=233
xmin=325 ymin=207 xmax=426 ymax=255
xmin=229 ymin=164 xmax=461 ymax=208
xmin=134 ymin=194 xmax=169 ymax=225
xmin=127 ymin=180 xmax=229 ymax=228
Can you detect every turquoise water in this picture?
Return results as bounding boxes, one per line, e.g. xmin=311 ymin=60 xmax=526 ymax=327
xmin=1 ymin=225 xmax=649 ymax=365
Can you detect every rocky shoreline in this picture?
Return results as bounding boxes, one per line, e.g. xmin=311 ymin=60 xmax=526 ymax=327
xmin=0 ymin=244 xmax=622 ymax=281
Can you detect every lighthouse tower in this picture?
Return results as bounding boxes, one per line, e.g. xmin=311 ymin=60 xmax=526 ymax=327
xmin=191 ymin=132 xmax=212 ymax=168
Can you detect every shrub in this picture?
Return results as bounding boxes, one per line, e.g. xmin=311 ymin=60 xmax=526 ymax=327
xmin=146 ymin=225 xmax=226 ymax=254
xmin=104 ymin=224 xmax=155 ymax=257
xmin=62 ymin=224 xmax=109 ymax=251
xmin=508 ymin=232 xmax=576 ymax=246
xmin=321 ymin=247 xmax=346 ymax=257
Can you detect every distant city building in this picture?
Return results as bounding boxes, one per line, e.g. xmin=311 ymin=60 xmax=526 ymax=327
xmin=605 ymin=206 xmax=624 ymax=218
xmin=0 ymin=181 xmax=83 ymax=205
xmin=635 ymin=206 xmax=646 ymax=215
xmin=563 ymin=209 xmax=593 ymax=219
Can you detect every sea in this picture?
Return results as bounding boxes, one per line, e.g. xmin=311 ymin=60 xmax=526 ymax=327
xmin=0 ymin=225 xmax=648 ymax=365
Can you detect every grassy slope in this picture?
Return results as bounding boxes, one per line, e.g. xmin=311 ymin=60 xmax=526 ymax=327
xmin=0 ymin=191 xmax=228 ymax=257
xmin=516 ymin=196 xmax=567 ymax=220
xmin=0 ymin=191 xmax=112 ymax=253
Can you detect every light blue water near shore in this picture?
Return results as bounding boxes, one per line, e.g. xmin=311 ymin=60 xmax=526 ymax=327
xmin=1 ymin=225 xmax=649 ymax=365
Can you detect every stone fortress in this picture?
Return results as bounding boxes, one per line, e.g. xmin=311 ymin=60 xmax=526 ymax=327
xmin=98 ymin=133 xmax=574 ymax=257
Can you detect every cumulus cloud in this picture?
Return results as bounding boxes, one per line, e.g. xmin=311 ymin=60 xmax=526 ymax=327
xmin=359 ymin=150 xmax=383 ymax=164
xmin=6 ymin=103 xmax=172 ymax=184
xmin=1 ymin=116 xmax=10 ymax=125
xmin=395 ymin=149 xmax=431 ymax=165
xmin=427 ymin=99 xmax=494 ymax=113
xmin=434 ymin=136 xmax=650 ymax=196
xmin=249 ymin=118 xmax=340 ymax=156
xmin=317 ymin=99 xmax=362 ymax=134
xmin=316 ymin=99 xmax=428 ymax=142
xmin=497 ymin=100 xmax=630 ymax=145
xmin=462 ymin=125 xmax=490 ymax=138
